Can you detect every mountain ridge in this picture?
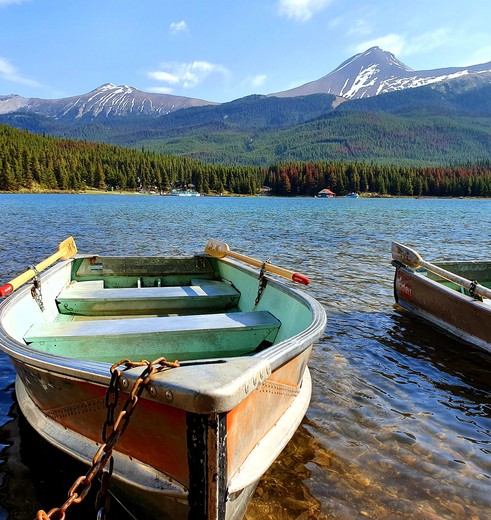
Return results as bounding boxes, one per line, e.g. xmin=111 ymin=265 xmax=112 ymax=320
xmin=2 ymin=47 xmax=491 ymax=122
xmin=270 ymin=46 xmax=491 ymax=99
xmin=0 ymin=83 xmax=215 ymax=119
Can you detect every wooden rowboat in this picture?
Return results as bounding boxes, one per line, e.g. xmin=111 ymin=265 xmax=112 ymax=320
xmin=391 ymin=242 xmax=491 ymax=352
xmin=0 ymin=238 xmax=326 ymax=519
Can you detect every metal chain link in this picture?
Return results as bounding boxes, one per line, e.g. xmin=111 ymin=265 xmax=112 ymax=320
xmin=255 ymin=259 xmax=269 ymax=306
xmin=469 ymin=280 xmax=483 ymax=301
xmin=29 ymin=264 xmax=45 ymax=312
xmin=36 ymin=356 xmax=180 ymax=520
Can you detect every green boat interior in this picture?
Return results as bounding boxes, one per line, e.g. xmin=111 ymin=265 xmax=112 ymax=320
xmin=21 ymin=255 xmax=305 ymax=363
xmin=418 ymin=261 xmax=491 ymax=296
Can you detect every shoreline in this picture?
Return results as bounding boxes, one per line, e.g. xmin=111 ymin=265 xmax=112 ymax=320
xmin=0 ymin=189 xmax=490 ymax=200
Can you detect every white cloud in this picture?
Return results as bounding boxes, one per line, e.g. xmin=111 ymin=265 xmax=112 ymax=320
xmin=169 ymin=20 xmax=187 ymax=34
xmin=148 ymin=70 xmax=180 ymax=84
xmin=147 ymin=61 xmax=230 ymax=91
xmin=467 ymin=45 xmax=491 ymax=66
xmin=251 ymin=74 xmax=267 ymax=88
xmin=353 ymin=28 xmax=450 ymax=58
xmin=278 ymin=0 xmax=334 ymax=22
xmin=0 ymin=56 xmax=41 ymax=86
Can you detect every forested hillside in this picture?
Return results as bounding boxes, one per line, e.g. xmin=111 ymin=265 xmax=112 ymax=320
xmin=3 ymin=82 xmax=491 ymax=168
xmin=0 ymin=125 xmax=263 ymax=194
xmin=1 ymin=125 xmax=491 ymax=197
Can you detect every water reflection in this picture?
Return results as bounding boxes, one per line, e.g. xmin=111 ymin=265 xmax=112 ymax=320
xmin=0 ymin=394 xmax=132 ymax=520
xmin=301 ymin=307 xmax=491 ymax=519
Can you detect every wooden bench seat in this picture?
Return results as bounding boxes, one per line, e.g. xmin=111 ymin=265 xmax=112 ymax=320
xmin=56 ymin=280 xmax=240 ymax=316
xmin=24 ymin=311 xmax=281 ymax=362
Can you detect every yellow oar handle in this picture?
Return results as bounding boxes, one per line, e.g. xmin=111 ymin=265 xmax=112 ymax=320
xmin=228 ymin=251 xmax=310 ymax=284
xmin=0 ymin=237 xmax=77 ymax=297
xmin=205 ymin=239 xmax=310 ymax=285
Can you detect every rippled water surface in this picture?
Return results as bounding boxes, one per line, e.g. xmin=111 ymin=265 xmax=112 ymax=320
xmin=0 ymin=194 xmax=490 ymax=519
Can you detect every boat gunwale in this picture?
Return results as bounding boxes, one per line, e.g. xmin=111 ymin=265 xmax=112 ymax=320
xmin=395 ymin=261 xmax=491 ymax=308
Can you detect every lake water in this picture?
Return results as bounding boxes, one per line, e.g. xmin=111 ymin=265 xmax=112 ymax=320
xmin=0 ymin=194 xmax=490 ymax=519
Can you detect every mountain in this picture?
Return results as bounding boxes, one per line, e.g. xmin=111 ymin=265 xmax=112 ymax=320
xmin=1 ymin=48 xmax=491 ymax=167
xmin=0 ymin=83 xmax=214 ymax=120
xmin=270 ymin=46 xmax=491 ymax=100
xmin=2 ymin=47 xmax=491 ymax=123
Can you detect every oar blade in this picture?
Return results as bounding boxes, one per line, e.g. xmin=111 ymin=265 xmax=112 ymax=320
xmin=391 ymin=242 xmax=422 ymax=267
xmin=58 ymin=236 xmax=78 ymax=259
xmin=205 ymin=239 xmax=229 ymax=258
xmin=0 ymin=236 xmax=78 ymax=298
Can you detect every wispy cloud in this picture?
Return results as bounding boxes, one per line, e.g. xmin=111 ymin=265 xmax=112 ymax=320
xmin=352 ymin=28 xmax=451 ymax=57
xmin=169 ymin=20 xmax=187 ymax=34
xmin=0 ymin=56 xmax=41 ymax=87
xmin=467 ymin=45 xmax=491 ymax=66
xmin=348 ymin=19 xmax=372 ymax=37
xmin=145 ymin=86 xmax=174 ymax=95
xmin=148 ymin=61 xmax=230 ymax=91
xmin=250 ymin=74 xmax=267 ymax=88
xmin=352 ymin=33 xmax=406 ymax=56
xmin=278 ymin=0 xmax=335 ymax=22
xmin=0 ymin=0 xmax=30 ymax=5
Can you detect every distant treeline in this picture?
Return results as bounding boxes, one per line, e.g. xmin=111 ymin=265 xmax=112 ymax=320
xmin=1 ymin=125 xmax=491 ymax=197
xmin=265 ymin=161 xmax=491 ymax=197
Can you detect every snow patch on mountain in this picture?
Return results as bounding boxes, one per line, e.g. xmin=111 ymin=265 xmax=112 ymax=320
xmin=341 ymin=64 xmax=380 ymax=98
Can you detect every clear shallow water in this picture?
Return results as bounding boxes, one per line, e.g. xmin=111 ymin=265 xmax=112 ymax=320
xmin=0 ymin=194 xmax=490 ymax=519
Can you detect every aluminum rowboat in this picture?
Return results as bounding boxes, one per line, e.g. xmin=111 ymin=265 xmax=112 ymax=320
xmin=0 ymin=238 xmax=326 ymax=519
xmin=392 ymin=242 xmax=491 ymax=353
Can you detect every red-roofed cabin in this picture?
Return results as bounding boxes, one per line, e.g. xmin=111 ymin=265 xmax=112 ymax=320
xmin=318 ymin=189 xmax=335 ymax=198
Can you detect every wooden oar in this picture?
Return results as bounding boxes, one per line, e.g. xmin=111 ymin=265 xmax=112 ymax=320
xmin=0 ymin=236 xmax=78 ymax=298
xmin=392 ymin=241 xmax=491 ymax=300
xmin=205 ymin=239 xmax=310 ymax=285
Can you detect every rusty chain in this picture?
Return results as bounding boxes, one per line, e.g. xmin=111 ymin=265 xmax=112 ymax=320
xmin=36 ymin=356 xmax=180 ymax=520
xmin=29 ymin=265 xmax=45 ymax=312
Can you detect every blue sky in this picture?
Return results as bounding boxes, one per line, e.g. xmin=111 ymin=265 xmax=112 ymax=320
xmin=1 ymin=0 xmax=491 ymax=103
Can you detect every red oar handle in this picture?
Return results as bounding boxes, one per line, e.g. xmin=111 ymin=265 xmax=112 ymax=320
xmin=0 ymin=284 xmax=14 ymax=297
xmin=292 ymin=273 xmax=311 ymax=285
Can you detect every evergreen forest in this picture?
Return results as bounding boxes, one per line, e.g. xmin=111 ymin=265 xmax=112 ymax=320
xmin=1 ymin=125 xmax=491 ymax=197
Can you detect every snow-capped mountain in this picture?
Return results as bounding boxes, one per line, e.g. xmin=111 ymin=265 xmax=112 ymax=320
xmin=1 ymin=47 xmax=491 ymax=124
xmin=271 ymin=46 xmax=491 ymax=100
xmin=0 ymin=83 xmax=214 ymax=119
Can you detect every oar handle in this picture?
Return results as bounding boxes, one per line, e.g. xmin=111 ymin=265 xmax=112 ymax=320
xmin=0 ymin=237 xmax=78 ymax=298
xmin=227 ymin=250 xmax=310 ymax=285
xmin=205 ymin=240 xmax=310 ymax=285
xmin=419 ymin=259 xmax=491 ymax=300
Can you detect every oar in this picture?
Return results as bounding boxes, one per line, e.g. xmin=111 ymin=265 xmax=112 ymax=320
xmin=392 ymin=241 xmax=491 ymax=300
xmin=205 ymin=239 xmax=310 ymax=285
xmin=0 ymin=236 xmax=78 ymax=297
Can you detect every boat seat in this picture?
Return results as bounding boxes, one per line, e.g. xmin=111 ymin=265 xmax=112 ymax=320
xmin=56 ymin=280 xmax=240 ymax=316
xmin=24 ymin=311 xmax=281 ymax=362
